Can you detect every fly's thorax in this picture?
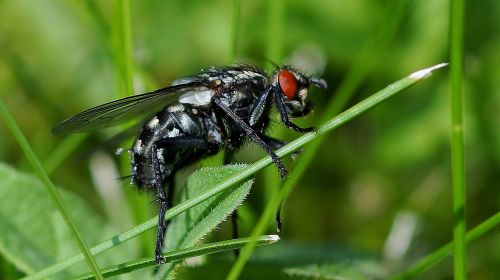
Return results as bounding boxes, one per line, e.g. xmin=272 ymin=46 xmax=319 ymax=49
xmin=178 ymin=87 xmax=214 ymax=106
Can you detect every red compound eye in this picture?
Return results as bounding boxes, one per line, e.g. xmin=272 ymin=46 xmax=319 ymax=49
xmin=278 ymin=70 xmax=298 ymax=99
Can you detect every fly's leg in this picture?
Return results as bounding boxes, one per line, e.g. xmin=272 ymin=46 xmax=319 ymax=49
xmin=231 ymin=212 xmax=240 ymax=257
xmin=151 ymin=142 xmax=169 ymax=264
xmin=273 ymin=90 xmax=313 ymax=133
xmin=213 ymin=98 xmax=288 ymax=179
xmin=259 ymin=135 xmax=291 ymax=232
xmin=248 ymin=86 xmax=273 ymax=127
xmin=152 ymin=137 xmax=210 ymax=264
xmin=259 ymin=135 xmax=286 ymax=232
xmin=153 ymin=175 xmax=174 ymax=273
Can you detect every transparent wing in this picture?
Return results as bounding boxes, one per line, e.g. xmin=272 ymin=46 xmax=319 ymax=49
xmin=52 ymin=82 xmax=206 ymax=134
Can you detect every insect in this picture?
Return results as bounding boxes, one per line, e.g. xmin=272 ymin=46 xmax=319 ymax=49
xmin=52 ymin=65 xmax=327 ymax=263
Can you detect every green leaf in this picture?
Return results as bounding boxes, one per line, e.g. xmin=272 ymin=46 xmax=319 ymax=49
xmin=156 ymin=164 xmax=254 ymax=279
xmin=0 ymin=163 xmax=137 ymax=279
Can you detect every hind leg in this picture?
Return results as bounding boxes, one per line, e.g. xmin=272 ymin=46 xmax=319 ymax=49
xmin=151 ymin=137 xmax=210 ymax=264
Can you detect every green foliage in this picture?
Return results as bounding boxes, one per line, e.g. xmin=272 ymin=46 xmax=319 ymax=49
xmin=0 ymin=163 xmax=136 ymax=279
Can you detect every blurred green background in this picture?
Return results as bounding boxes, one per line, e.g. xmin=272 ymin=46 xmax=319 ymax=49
xmin=0 ymin=0 xmax=499 ymax=279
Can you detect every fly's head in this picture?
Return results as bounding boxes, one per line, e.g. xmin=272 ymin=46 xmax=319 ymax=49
xmin=274 ymin=66 xmax=327 ymax=117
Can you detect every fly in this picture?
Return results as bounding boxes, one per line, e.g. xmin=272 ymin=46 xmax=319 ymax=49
xmin=52 ymin=65 xmax=327 ymax=263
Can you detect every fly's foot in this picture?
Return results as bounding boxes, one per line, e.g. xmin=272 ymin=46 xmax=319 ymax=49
xmin=155 ymin=254 xmax=167 ymax=264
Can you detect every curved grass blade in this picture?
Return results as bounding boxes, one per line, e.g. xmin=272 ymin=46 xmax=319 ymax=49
xmin=73 ymin=235 xmax=279 ymax=280
xmin=23 ymin=63 xmax=447 ymax=280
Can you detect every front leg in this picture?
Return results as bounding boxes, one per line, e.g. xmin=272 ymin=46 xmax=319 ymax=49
xmin=273 ymin=91 xmax=313 ymax=133
xmin=212 ymin=98 xmax=288 ymax=179
xmin=248 ymin=86 xmax=274 ymax=127
xmin=259 ymin=134 xmax=294 ymax=233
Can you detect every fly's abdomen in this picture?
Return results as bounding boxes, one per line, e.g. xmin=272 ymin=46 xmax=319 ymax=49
xmin=130 ymin=104 xmax=221 ymax=189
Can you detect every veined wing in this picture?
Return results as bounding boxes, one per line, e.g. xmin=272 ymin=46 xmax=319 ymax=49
xmin=52 ymin=82 xmax=206 ymax=134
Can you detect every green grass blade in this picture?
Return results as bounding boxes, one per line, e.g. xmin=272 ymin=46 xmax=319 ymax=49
xmin=0 ymin=101 xmax=103 ymax=280
xmin=72 ymin=235 xmax=279 ymax=280
xmin=22 ymin=64 xmax=447 ymax=280
xmin=111 ymin=0 xmax=157 ymax=257
xmin=450 ymin=0 xmax=467 ymax=279
xmin=226 ymin=63 xmax=448 ymax=280
xmin=392 ymin=212 xmax=500 ymax=279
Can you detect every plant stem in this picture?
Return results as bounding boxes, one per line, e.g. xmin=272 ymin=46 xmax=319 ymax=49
xmin=450 ymin=0 xmax=467 ymax=278
xmin=112 ymin=0 xmax=157 ymax=256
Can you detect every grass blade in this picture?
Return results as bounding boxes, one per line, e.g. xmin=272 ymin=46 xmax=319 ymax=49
xmin=72 ymin=235 xmax=279 ymax=280
xmin=0 ymin=101 xmax=103 ymax=280
xmin=23 ymin=63 xmax=447 ymax=280
xmin=226 ymin=63 xmax=449 ymax=280
xmin=111 ymin=0 xmax=158 ymax=257
xmin=449 ymin=0 xmax=467 ymax=278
